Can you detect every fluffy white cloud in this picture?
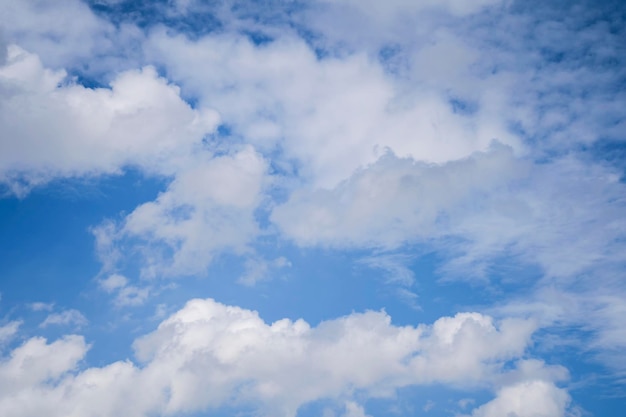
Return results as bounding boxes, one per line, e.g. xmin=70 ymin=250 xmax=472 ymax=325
xmin=0 ymin=0 xmax=114 ymax=68
xmin=272 ymin=144 xmax=524 ymax=248
xmin=146 ymin=31 xmax=521 ymax=189
xmin=136 ymin=0 xmax=626 ymax=290
xmin=470 ymin=380 xmax=570 ymax=417
xmin=0 ymin=299 xmax=551 ymax=417
xmin=271 ymin=141 xmax=626 ymax=291
xmin=99 ymin=273 xmax=128 ymax=292
xmin=97 ymin=145 xmax=268 ymax=279
xmin=0 ymin=335 xmax=87 ymax=395
xmin=0 ymin=45 xmax=219 ymax=195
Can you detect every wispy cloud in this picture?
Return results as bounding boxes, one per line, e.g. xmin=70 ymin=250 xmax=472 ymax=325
xmin=40 ymin=310 xmax=88 ymax=329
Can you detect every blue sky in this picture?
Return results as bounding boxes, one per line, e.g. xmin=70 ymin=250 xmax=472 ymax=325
xmin=0 ymin=0 xmax=625 ymax=416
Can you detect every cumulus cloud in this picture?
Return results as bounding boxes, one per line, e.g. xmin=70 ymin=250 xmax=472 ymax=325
xmin=146 ymin=31 xmax=521 ymax=189
xmin=95 ymin=145 xmax=268 ymax=279
xmin=469 ymin=380 xmax=570 ymax=417
xmin=0 ymin=45 xmax=219 ymax=195
xmin=271 ymin=141 xmax=626 ymax=290
xmin=0 ymin=335 xmax=87 ymax=394
xmin=0 ymin=299 xmax=553 ymax=417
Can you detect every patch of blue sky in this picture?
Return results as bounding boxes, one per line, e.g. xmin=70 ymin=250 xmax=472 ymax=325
xmin=448 ymin=97 xmax=479 ymax=116
xmin=0 ymin=171 xmax=165 ymax=345
xmin=87 ymin=0 xmax=310 ymax=47
xmin=294 ymin=384 xmax=497 ymax=417
xmin=88 ymin=0 xmax=223 ymax=36
xmin=367 ymin=384 xmax=495 ymax=417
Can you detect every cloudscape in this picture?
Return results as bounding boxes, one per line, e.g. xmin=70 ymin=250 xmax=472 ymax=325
xmin=0 ymin=1 xmax=625 ymax=416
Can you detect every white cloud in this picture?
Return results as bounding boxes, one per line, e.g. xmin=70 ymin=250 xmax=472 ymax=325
xmin=40 ymin=310 xmax=88 ymax=329
xmin=0 ymin=299 xmax=551 ymax=417
xmin=0 ymin=321 xmax=21 ymax=345
xmin=0 ymin=45 xmax=218 ymax=195
xmin=459 ymin=398 xmax=475 ymax=410
xmin=470 ymin=380 xmax=570 ymax=417
xmin=239 ymin=256 xmax=291 ymax=286
xmin=134 ymin=0 xmax=626 ymax=299
xmin=99 ymin=274 xmax=128 ymax=292
xmin=99 ymin=274 xmax=150 ymax=307
xmin=271 ymin=141 xmax=626 ymax=291
xmin=115 ymin=286 xmax=151 ymax=307
xmin=267 ymin=120 xmax=626 ymax=375
xmin=358 ymin=254 xmax=420 ymax=309
xmin=272 ymin=144 xmax=524 ymax=248
xmin=342 ymin=401 xmax=372 ymax=417
xmin=497 ymin=286 xmax=626 ymax=378
xmin=103 ymin=145 xmax=269 ymax=279
xmin=359 ymin=254 xmax=415 ymax=287
xmin=28 ymin=302 xmax=54 ymax=312
xmin=146 ymin=31 xmax=522 ymax=189
xmin=0 ymin=335 xmax=87 ymax=394
xmin=0 ymin=0 xmax=114 ymax=69
xmin=443 ymin=153 xmax=626 ymax=282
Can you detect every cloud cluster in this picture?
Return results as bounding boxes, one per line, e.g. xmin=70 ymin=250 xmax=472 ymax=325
xmin=146 ymin=30 xmax=521 ymax=189
xmin=0 ymin=299 xmax=570 ymax=417
xmin=0 ymin=0 xmax=625 ymax=413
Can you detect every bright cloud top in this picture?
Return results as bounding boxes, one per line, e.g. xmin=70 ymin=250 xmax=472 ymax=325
xmin=0 ymin=299 xmax=569 ymax=417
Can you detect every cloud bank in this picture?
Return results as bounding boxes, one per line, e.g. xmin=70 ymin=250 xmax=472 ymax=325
xmin=0 ymin=299 xmax=570 ymax=417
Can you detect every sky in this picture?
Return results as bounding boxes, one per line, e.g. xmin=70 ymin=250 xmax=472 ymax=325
xmin=0 ymin=0 xmax=625 ymax=416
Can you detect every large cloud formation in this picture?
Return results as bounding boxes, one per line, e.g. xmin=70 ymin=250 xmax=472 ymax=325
xmin=0 ymin=299 xmax=569 ymax=417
